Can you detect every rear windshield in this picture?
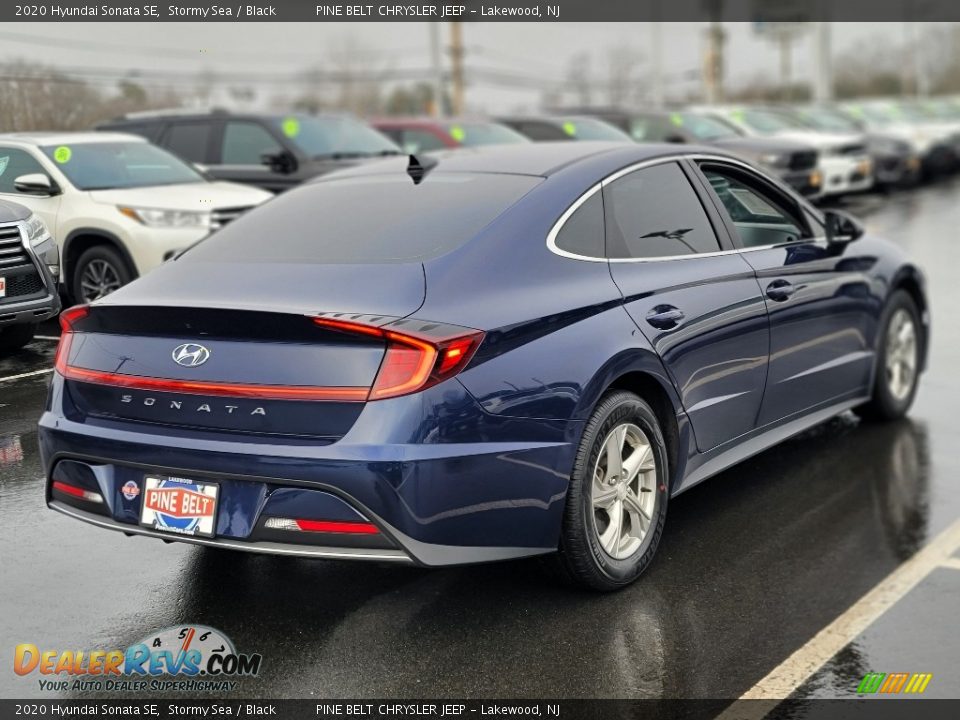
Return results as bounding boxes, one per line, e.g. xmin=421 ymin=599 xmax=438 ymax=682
xmin=186 ymin=172 xmax=541 ymax=264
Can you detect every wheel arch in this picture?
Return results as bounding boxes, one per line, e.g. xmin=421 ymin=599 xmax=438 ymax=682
xmin=574 ymin=349 xmax=687 ymax=491
xmin=890 ymin=264 xmax=929 ymax=370
xmin=63 ymin=229 xmax=139 ymax=296
xmin=606 ymin=371 xmax=683 ymax=491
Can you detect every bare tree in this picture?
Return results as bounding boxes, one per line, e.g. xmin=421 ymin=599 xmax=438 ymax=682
xmin=605 ymin=44 xmax=644 ymax=108
xmin=565 ymin=52 xmax=593 ymax=107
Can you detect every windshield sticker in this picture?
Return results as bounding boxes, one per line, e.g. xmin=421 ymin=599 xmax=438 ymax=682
xmin=449 ymin=125 xmax=466 ymax=142
xmin=0 ymin=157 xmax=8 ymax=177
xmin=53 ymin=146 xmax=72 ymax=164
xmin=670 ymin=113 xmax=684 ymax=127
xmin=562 ymin=121 xmax=577 ymax=136
xmin=281 ymin=117 xmax=300 ymax=138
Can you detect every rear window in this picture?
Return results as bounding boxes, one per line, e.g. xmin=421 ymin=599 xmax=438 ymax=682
xmin=186 ymin=173 xmax=541 ymax=264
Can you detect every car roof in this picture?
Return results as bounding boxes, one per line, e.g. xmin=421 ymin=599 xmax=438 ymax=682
xmin=0 ymin=131 xmax=148 ymax=146
xmin=101 ymin=109 xmax=355 ymax=124
xmin=314 ymin=141 xmax=735 ymax=180
xmin=372 ymin=117 xmax=504 ymax=128
xmin=499 ymin=115 xmax=606 ymax=125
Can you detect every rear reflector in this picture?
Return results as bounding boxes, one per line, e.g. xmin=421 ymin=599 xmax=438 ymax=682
xmin=313 ymin=317 xmax=484 ymax=400
xmin=264 ymin=516 xmax=380 ymax=535
xmin=55 ymin=364 xmax=369 ymax=402
xmin=52 ymin=480 xmax=103 ymax=504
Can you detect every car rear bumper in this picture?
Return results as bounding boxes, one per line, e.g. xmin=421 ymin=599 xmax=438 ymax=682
xmin=39 ymin=376 xmax=576 ymax=566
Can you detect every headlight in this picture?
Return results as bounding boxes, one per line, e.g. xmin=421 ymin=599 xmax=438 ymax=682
xmin=23 ymin=213 xmax=51 ymax=247
xmin=22 ymin=213 xmax=59 ymax=282
xmin=759 ymin=153 xmax=787 ymax=167
xmin=118 ymin=206 xmax=210 ymax=228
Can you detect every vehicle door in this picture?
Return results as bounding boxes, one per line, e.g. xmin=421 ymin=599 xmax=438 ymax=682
xmin=605 ymin=159 xmax=770 ymax=452
xmin=0 ymin=145 xmax=63 ymax=240
xmin=692 ymin=159 xmax=874 ymax=426
xmin=157 ymin=119 xmax=216 ymax=171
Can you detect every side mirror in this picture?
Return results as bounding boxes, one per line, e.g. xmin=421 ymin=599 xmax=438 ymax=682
xmin=260 ymin=150 xmax=298 ymax=175
xmin=824 ymin=209 xmax=865 ymax=245
xmin=14 ymin=173 xmax=57 ymax=196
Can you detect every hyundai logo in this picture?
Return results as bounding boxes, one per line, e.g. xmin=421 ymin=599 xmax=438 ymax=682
xmin=172 ymin=343 xmax=211 ymax=368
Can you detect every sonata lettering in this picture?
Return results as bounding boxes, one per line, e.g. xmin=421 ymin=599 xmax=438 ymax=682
xmin=120 ymin=394 xmax=266 ymax=416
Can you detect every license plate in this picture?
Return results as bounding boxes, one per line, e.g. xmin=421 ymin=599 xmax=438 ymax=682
xmin=0 ymin=277 xmax=6 ymax=297
xmin=140 ymin=475 xmax=219 ymax=538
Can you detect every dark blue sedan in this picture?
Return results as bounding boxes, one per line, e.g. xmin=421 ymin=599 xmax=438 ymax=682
xmin=39 ymin=142 xmax=929 ymax=590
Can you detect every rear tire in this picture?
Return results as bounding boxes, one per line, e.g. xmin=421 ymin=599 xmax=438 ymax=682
xmin=0 ymin=323 xmax=36 ymax=352
xmin=855 ymin=290 xmax=922 ymax=422
xmin=553 ymin=391 xmax=669 ymax=591
xmin=72 ymin=245 xmax=132 ymax=303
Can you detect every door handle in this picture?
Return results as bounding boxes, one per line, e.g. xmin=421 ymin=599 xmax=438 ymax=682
xmin=645 ymin=305 xmax=685 ymax=330
xmin=766 ymin=280 xmax=796 ymax=302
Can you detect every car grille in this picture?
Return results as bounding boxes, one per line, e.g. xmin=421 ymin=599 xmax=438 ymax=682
xmin=2 ymin=268 xmax=44 ymax=299
xmin=0 ymin=225 xmax=29 ymax=269
xmin=788 ymin=151 xmax=817 ymax=171
xmin=210 ymin=206 xmax=253 ymax=230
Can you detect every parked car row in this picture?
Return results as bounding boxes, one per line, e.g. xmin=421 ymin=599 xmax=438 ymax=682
xmin=1 ymin=96 xmax=957 ymax=351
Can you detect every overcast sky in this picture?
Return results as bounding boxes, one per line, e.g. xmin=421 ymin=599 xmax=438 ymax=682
xmin=0 ymin=22 xmax=930 ymax=112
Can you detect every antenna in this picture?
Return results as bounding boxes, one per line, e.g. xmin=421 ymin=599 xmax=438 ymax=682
xmin=407 ymin=154 xmax=438 ymax=185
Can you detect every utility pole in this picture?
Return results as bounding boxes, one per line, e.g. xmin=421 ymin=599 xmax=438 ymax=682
xmin=812 ymin=22 xmax=832 ymax=103
xmin=429 ymin=23 xmax=445 ymax=117
xmin=779 ymin=33 xmax=792 ymax=101
xmin=702 ymin=0 xmax=725 ymax=104
xmin=449 ymin=21 xmax=465 ymax=116
xmin=650 ymin=3 xmax=664 ymax=108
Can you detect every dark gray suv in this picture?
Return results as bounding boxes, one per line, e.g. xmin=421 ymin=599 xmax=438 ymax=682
xmin=0 ymin=199 xmax=60 ymax=352
xmin=96 ymin=110 xmax=402 ymax=193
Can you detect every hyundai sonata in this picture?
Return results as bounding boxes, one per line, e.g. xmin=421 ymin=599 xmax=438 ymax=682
xmin=40 ymin=143 xmax=928 ymax=590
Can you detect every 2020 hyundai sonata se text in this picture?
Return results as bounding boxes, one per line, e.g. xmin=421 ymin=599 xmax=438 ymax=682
xmin=39 ymin=142 xmax=928 ymax=590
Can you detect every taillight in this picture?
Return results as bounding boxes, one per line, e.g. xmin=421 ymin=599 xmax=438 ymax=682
xmin=51 ymin=480 xmax=103 ymax=504
xmin=54 ymin=305 xmax=90 ymax=375
xmin=313 ymin=317 xmax=484 ymax=400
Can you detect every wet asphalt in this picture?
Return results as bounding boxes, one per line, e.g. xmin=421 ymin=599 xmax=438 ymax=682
xmin=2 ymin=181 xmax=960 ymax=701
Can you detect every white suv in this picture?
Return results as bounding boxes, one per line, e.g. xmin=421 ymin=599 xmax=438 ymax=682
xmin=0 ymin=132 xmax=271 ymax=302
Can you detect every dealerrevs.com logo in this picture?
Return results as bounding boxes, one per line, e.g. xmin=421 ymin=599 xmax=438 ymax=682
xmin=13 ymin=625 xmax=262 ymax=693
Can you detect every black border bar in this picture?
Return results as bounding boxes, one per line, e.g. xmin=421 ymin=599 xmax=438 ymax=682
xmin=7 ymin=1 xmax=960 ymax=23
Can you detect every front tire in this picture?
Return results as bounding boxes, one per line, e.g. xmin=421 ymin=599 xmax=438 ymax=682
xmin=856 ymin=290 xmax=922 ymax=422
xmin=0 ymin=323 xmax=37 ymax=352
xmin=554 ymin=391 xmax=669 ymax=591
xmin=72 ymin=245 xmax=132 ymax=303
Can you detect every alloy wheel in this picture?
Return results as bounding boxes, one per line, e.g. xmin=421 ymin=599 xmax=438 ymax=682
xmin=79 ymin=259 xmax=123 ymax=302
xmin=885 ymin=308 xmax=918 ymax=401
xmin=591 ymin=422 xmax=658 ymax=560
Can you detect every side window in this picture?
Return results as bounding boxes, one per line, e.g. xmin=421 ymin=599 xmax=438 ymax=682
xmin=0 ymin=148 xmax=47 ymax=194
xmin=554 ymin=190 xmax=604 ymax=258
xmin=630 ymin=117 xmax=671 ymax=142
xmin=399 ymin=129 xmax=446 ymax=154
xmin=701 ymin=165 xmax=805 ymax=248
xmin=221 ymin=122 xmax=282 ymax=165
xmin=519 ymin=122 xmax=565 ymax=141
xmin=162 ymin=122 xmax=212 ymax=164
xmin=603 ymin=162 xmax=721 ymax=259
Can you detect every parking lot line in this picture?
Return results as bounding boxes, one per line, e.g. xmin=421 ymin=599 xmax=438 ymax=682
xmin=716 ymin=516 xmax=960 ymax=717
xmin=939 ymin=557 xmax=960 ymax=572
xmin=0 ymin=368 xmax=54 ymax=383
xmin=33 ymin=335 xmax=60 ymax=341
